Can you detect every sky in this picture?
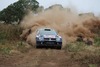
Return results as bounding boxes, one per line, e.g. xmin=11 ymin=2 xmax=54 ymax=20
xmin=0 ymin=0 xmax=18 ymax=10
xmin=0 ymin=0 xmax=100 ymax=15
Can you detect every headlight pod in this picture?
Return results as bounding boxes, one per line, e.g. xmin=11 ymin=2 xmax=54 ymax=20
xmin=56 ymin=37 xmax=61 ymax=41
xmin=56 ymin=35 xmax=62 ymax=41
xmin=39 ymin=37 xmax=44 ymax=41
xmin=39 ymin=35 xmax=44 ymax=41
xmin=36 ymin=35 xmax=44 ymax=41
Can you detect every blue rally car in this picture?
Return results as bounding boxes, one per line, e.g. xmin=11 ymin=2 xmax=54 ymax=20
xmin=36 ymin=28 xmax=62 ymax=49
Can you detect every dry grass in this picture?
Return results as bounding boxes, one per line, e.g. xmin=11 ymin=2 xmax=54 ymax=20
xmin=0 ymin=23 xmax=21 ymax=41
xmin=0 ymin=23 xmax=31 ymax=54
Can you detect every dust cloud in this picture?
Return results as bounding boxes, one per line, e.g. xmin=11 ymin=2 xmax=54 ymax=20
xmin=20 ymin=5 xmax=100 ymax=47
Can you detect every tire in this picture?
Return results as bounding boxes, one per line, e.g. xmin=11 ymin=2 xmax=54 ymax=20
xmin=57 ymin=46 xmax=61 ymax=50
xmin=36 ymin=45 xmax=39 ymax=48
xmin=36 ymin=45 xmax=40 ymax=48
xmin=36 ymin=41 xmax=41 ymax=48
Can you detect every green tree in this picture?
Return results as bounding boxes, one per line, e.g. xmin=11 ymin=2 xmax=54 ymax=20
xmin=0 ymin=0 xmax=39 ymax=24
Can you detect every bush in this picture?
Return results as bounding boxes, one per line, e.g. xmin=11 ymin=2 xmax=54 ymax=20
xmin=89 ymin=64 xmax=97 ymax=67
xmin=0 ymin=24 xmax=22 ymax=42
xmin=64 ymin=42 xmax=85 ymax=52
xmin=94 ymin=37 xmax=100 ymax=47
xmin=0 ymin=47 xmax=12 ymax=54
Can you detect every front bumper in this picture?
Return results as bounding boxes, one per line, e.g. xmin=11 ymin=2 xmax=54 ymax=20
xmin=36 ymin=41 xmax=62 ymax=49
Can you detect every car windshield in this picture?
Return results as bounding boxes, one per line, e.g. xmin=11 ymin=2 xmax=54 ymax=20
xmin=39 ymin=30 xmax=57 ymax=35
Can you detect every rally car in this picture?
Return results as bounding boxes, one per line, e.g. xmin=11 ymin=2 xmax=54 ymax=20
xmin=36 ymin=28 xmax=62 ymax=49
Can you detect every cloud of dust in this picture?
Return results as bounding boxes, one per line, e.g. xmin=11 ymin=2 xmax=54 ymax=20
xmin=20 ymin=5 xmax=100 ymax=47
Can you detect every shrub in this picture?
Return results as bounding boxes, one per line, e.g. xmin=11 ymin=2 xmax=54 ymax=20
xmin=64 ymin=42 xmax=85 ymax=52
xmin=0 ymin=23 xmax=22 ymax=42
xmin=94 ymin=37 xmax=100 ymax=47
xmin=0 ymin=47 xmax=11 ymax=54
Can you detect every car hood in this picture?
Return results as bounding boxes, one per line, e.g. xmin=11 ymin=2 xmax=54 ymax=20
xmin=43 ymin=35 xmax=56 ymax=38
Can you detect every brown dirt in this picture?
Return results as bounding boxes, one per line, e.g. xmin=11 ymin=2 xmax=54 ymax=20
xmin=0 ymin=47 xmax=100 ymax=67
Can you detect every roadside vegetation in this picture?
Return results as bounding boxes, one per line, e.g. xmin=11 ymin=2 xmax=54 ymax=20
xmin=0 ymin=23 xmax=31 ymax=54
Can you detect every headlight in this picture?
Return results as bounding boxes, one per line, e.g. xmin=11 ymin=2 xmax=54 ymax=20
xmin=56 ymin=38 xmax=61 ymax=41
xmin=39 ymin=36 xmax=44 ymax=41
xmin=56 ymin=35 xmax=62 ymax=41
xmin=36 ymin=35 xmax=44 ymax=41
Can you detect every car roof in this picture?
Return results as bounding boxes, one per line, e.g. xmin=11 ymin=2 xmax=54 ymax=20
xmin=36 ymin=28 xmax=58 ymax=35
xmin=38 ymin=28 xmax=54 ymax=31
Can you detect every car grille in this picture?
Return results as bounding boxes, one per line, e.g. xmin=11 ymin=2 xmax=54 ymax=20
xmin=44 ymin=41 xmax=56 ymax=45
xmin=51 ymin=38 xmax=56 ymax=40
xmin=44 ymin=38 xmax=49 ymax=41
xmin=44 ymin=38 xmax=56 ymax=41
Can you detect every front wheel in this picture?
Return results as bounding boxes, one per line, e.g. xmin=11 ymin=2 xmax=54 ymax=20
xmin=36 ymin=45 xmax=41 ymax=48
xmin=56 ymin=46 xmax=62 ymax=50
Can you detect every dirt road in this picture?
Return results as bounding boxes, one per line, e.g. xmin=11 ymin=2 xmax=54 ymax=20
xmin=0 ymin=47 xmax=99 ymax=67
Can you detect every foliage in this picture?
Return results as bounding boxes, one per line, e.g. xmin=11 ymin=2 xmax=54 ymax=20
xmin=94 ymin=37 xmax=100 ymax=47
xmin=0 ymin=0 xmax=39 ymax=24
xmin=0 ymin=23 xmax=22 ymax=42
xmin=89 ymin=64 xmax=97 ymax=67
xmin=0 ymin=23 xmax=29 ymax=54
xmin=64 ymin=42 xmax=85 ymax=52
xmin=0 ymin=47 xmax=11 ymax=54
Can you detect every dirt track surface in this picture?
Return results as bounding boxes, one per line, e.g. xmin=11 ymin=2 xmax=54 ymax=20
xmin=0 ymin=48 xmax=99 ymax=67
